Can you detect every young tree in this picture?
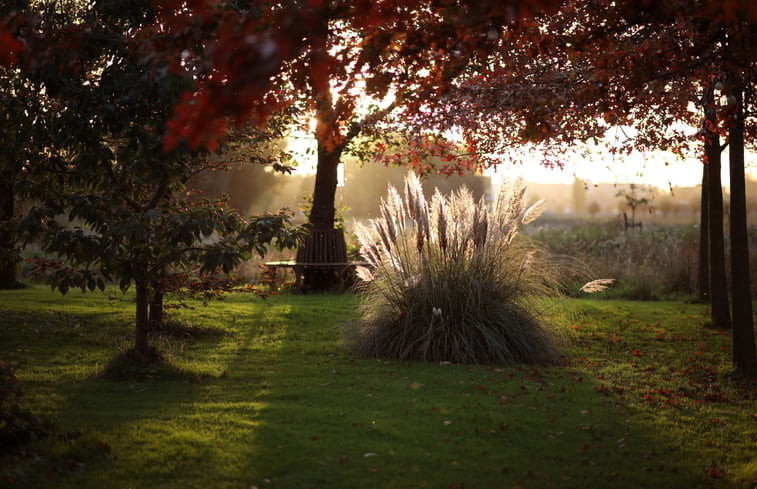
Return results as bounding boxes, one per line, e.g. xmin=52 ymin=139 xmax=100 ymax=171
xmin=615 ymin=184 xmax=650 ymax=230
xmin=725 ymin=65 xmax=756 ymax=374
xmin=696 ymin=159 xmax=710 ymax=302
xmin=701 ymin=82 xmax=730 ymax=327
xmin=12 ymin=0 xmax=301 ymax=359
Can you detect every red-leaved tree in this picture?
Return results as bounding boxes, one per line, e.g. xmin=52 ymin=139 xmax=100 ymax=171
xmin=379 ymin=0 xmax=756 ymax=374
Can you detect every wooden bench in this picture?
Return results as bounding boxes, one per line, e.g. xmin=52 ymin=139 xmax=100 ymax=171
xmin=264 ymin=228 xmax=367 ymax=289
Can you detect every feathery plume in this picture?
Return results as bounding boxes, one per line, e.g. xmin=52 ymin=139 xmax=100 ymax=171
xmin=472 ymin=197 xmax=488 ymax=250
xmin=355 ymin=265 xmax=374 ymax=282
xmin=495 ymin=178 xmax=527 ymax=240
xmin=380 ymin=197 xmax=397 ymax=246
xmin=518 ymin=250 xmax=535 ymax=278
xmin=375 ymin=219 xmax=392 ymax=254
xmin=431 ymin=189 xmax=448 ymax=253
xmin=355 ymin=222 xmax=381 ymax=268
xmin=412 ymin=183 xmax=430 ymax=252
xmin=522 ymin=198 xmax=546 ymax=225
xmin=580 ymin=278 xmax=615 ymax=294
xmin=387 ymin=185 xmax=406 ymax=231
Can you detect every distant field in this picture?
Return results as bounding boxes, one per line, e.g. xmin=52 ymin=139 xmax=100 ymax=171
xmin=0 ymin=287 xmax=755 ymax=489
xmin=524 ymin=219 xmax=757 ymax=301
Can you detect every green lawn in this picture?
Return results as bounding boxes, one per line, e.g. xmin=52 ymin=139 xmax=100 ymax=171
xmin=1 ymin=287 xmax=755 ymax=489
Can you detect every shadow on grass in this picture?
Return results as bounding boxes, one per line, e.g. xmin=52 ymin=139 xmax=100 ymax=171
xmin=4 ymin=292 xmax=751 ymax=489
xmin=220 ymin=298 xmax=721 ymax=489
xmin=149 ymin=318 xmax=228 ymax=340
xmin=233 ymin=356 xmax=711 ymax=488
xmin=100 ymin=346 xmax=198 ymax=382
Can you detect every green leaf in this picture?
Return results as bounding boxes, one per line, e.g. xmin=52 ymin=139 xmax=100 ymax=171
xmin=119 ymin=278 xmax=131 ymax=294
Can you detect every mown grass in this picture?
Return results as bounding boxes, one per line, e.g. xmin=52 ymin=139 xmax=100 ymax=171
xmin=0 ymin=286 xmax=755 ymax=489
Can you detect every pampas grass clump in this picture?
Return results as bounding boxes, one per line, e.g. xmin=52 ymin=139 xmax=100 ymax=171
xmin=349 ymin=172 xmax=573 ymax=365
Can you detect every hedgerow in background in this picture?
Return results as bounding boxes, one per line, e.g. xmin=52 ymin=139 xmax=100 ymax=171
xmin=525 ymin=222 xmax=743 ymax=301
xmin=350 ymin=172 xmax=601 ymax=365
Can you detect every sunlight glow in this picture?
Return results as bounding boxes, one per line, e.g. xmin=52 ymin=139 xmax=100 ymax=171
xmin=485 ymin=145 xmax=757 ymax=193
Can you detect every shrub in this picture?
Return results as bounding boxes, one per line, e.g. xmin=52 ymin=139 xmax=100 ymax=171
xmin=348 ymin=173 xmax=591 ymax=365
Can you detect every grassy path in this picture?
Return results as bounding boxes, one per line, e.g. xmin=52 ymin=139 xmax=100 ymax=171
xmin=0 ymin=287 xmax=755 ymax=488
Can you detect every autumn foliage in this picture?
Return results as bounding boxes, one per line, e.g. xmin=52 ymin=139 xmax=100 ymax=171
xmin=2 ymin=0 xmax=755 ymax=371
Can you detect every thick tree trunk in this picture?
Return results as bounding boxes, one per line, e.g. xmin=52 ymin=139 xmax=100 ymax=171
xmin=301 ymin=101 xmax=347 ymax=290
xmin=697 ymin=162 xmax=710 ymax=302
xmin=135 ymin=279 xmax=151 ymax=358
xmin=309 ymin=144 xmax=340 ymax=231
xmin=303 ymin=142 xmax=343 ymax=291
xmin=705 ymin=121 xmax=730 ymax=329
xmin=727 ymin=81 xmax=757 ymax=375
xmin=0 ymin=173 xmax=18 ymax=289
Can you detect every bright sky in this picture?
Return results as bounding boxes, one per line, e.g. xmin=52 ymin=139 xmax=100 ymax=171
xmin=486 ymin=146 xmax=757 ymax=192
xmin=288 ymin=117 xmax=757 ymax=193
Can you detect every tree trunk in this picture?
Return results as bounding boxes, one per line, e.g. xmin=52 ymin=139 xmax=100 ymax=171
xmin=301 ymin=96 xmax=347 ymax=290
xmin=149 ymin=287 xmax=164 ymax=328
xmin=135 ymin=279 xmax=151 ymax=358
xmin=704 ymin=111 xmax=731 ymax=329
xmin=309 ymin=143 xmax=340 ymax=231
xmin=697 ymin=162 xmax=710 ymax=302
xmin=303 ymin=142 xmax=343 ymax=291
xmin=0 ymin=173 xmax=18 ymax=289
xmin=727 ymin=79 xmax=757 ymax=375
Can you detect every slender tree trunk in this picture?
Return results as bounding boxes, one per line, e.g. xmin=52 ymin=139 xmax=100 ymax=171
xmin=705 ymin=134 xmax=731 ymax=328
xmin=135 ymin=279 xmax=151 ymax=358
xmin=727 ymin=79 xmax=757 ymax=375
xmin=707 ymin=149 xmax=731 ymax=328
xmin=149 ymin=287 xmax=164 ymax=328
xmin=697 ymin=162 xmax=710 ymax=302
xmin=704 ymin=110 xmax=731 ymax=329
xmin=0 ymin=173 xmax=18 ymax=289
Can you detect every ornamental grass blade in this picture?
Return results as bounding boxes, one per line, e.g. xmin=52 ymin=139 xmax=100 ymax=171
xmin=522 ymin=198 xmax=546 ymax=224
xmin=580 ymin=278 xmax=615 ymax=294
xmin=355 ymin=265 xmax=374 ymax=282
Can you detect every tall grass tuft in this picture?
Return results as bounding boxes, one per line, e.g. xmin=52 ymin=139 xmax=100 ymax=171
xmin=349 ymin=172 xmax=578 ymax=365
